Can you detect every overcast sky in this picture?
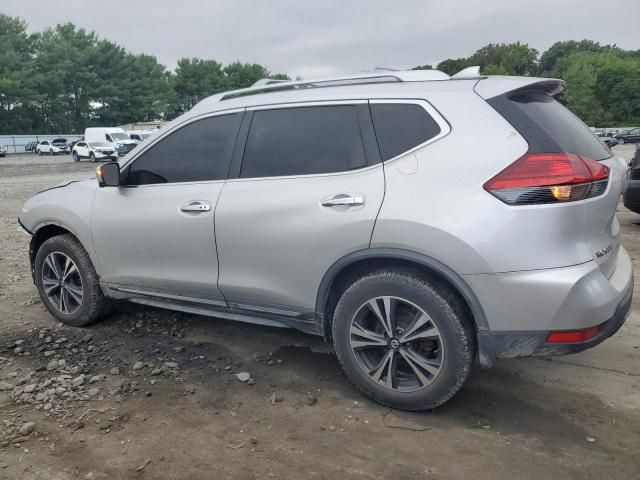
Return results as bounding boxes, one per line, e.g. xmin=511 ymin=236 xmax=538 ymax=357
xmin=3 ymin=0 xmax=639 ymax=78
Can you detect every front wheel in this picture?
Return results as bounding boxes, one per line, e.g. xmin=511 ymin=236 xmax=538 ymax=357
xmin=72 ymin=152 xmax=79 ymax=162
xmin=90 ymin=153 xmax=96 ymax=162
xmin=332 ymin=270 xmax=475 ymax=410
xmin=618 ymin=138 xmax=625 ymax=145
xmin=34 ymin=234 xmax=109 ymax=327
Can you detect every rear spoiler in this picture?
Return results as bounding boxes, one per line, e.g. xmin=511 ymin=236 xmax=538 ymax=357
xmin=474 ymin=76 xmax=565 ymax=100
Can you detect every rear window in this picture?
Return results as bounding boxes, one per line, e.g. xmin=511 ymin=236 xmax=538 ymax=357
xmin=488 ymin=90 xmax=611 ymax=161
xmin=370 ymin=103 xmax=442 ymax=161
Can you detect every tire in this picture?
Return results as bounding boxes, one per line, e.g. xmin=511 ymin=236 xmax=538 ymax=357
xmin=332 ymin=269 xmax=475 ymax=411
xmin=618 ymin=138 xmax=625 ymax=145
xmin=72 ymin=152 xmax=79 ymax=162
xmin=90 ymin=153 xmax=96 ymax=162
xmin=37 ymin=149 xmax=41 ymax=156
xmin=34 ymin=234 xmax=109 ymax=327
xmin=49 ymin=148 xmax=54 ymax=156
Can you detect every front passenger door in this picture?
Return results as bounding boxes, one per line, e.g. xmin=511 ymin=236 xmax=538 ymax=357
xmin=91 ymin=111 xmax=243 ymax=301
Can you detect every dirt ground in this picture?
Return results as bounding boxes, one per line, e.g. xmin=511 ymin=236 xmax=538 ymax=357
xmin=0 ymin=147 xmax=639 ymax=480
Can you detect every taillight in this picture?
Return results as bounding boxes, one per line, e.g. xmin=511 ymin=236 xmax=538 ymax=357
xmin=484 ymin=153 xmax=609 ymax=205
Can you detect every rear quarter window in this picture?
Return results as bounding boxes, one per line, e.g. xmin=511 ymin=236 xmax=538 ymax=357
xmin=488 ymin=90 xmax=611 ymax=161
xmin=370 ymin=103 xmax=442 ymax=161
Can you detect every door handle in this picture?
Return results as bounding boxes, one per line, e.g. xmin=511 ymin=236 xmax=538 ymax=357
xmin=180 ymin=201 xmax=211 ymax=213
xmin=321 ymin=194 xmax=365 ymax=207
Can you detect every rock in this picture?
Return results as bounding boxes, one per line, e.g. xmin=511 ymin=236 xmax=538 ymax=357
xmin=19 ymin=422 xmax=35 ymax=435
xmin=23 ymin=384 xmax=37 ymax=393
xmin=46 ymin=360 xmax=58 ymax=371
xmin=13 ymin=347 xmax=23 ymax=354
xmin=151 ymin=368 xmax=163 ymax=376
xmin=328 ymin=425 xmax=336 ymax=432
xmin=71 ymin=375 xmax=85 ymax=387
xmin=43 ymin=350 xmax=55 ymax=357
xmin=0 ymin=382 xmax=13 ymax=391
xmin=35 ymin=392 xmax=46 ymax=402
xmin=43 ymin=403 xmax=52 ymax=411
xmin=305 ymin=394 xmax=318 ymax=406
xmin=132 ymin=361 xmax=145 ymax=371
xmin=235 ymin=372 xmax=251 ymax=382
xmin=173 ymin=346 xmax=185 ymax=353
xmin=164 ymin=362 xmax=179 ymax=369
xmin=145 ymin=391 xmax=152 ymax=397
xmin=110 ymin=367 xmax=120 ymax=375
xmin=89 ymin=375 xmax=102 ymax=384
xmin=57 ymin=359 xmax=66 ymax=367
xmin=14 ymin=340 xmax=25 ymax=346
xmin=88 ymin=388 xmax=100 ymax=397
xmin=247 ymin=378 xmax=256 ymax=386
xmin=586 ymin=436 xmax=596 ymax=443
xmin=270 ymin=392 xmax=284 ymax=405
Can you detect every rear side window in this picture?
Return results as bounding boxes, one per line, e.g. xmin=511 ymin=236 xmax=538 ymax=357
xmin=370 ymin=103 xmax=442 ymax=161
xmin=240 ymin=105 xmax=366 ymax=178
xmin=488 ymin=90 xmax=611 ymax=161
xmin=127 ymin=113 xmax=241 ymax=185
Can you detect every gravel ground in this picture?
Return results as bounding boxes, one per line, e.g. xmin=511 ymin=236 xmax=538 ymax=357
xmin=0 ymin=147 xmax=639 ymax=480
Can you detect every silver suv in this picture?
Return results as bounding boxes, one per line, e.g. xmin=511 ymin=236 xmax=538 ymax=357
xmin=19 ymin=68 xmax=633 ymax=410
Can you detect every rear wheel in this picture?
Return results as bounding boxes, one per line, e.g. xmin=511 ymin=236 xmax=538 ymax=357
xmin=332 ymin=270 xmax=475 ymax=410
xmin=34 ymin=234 xmax=109 ymax=327
xmin=618 ymin=138 xmax=625 ymax=145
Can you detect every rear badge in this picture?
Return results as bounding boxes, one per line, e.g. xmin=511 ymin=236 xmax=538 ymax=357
xmin=595 ymin=244 xmax=613 ymax=258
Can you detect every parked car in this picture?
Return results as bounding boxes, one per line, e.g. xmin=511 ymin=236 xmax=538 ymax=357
xmin=604 ymin=137 xmax=619 ymax=148
xmin=72 ymin=141 xmax=118 ymax=162
xmin=18 ymin=69 xmax=633 ymax=410
xmin=593 ymin=128 xmax=606 ymax=137
xmin=127 ymin=130 xmax=153 ymax=142
xmin=0 ymin=145 xmax=6 ymax=157
xmin=614 ymin=127 xmax=640 ymax=144
xmin=35 ymin=139 xmax=70 ymax=155
xmin=85 ymin=127 xmax=138 ymax=156
xmin=623 ymin=145 xmax=640 ymax=214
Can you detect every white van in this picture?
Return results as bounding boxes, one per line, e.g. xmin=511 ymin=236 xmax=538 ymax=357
xmin=84 ymin=128 xmax=138 ymax=157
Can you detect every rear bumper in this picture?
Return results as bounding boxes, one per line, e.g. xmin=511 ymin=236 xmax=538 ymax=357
xmin=484 ymin=277 xmax=632 ymax=358
xmin=468 ymin=245 xmax=634 ymax=363
xmin=623 ymin=179 xmax=640 ymax=214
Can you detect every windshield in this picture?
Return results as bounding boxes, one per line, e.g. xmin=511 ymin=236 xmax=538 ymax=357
xmin=111 ymin=132 xmax=130 ymax=141
xmin=90 ymin=142 xmax=110 ymax=148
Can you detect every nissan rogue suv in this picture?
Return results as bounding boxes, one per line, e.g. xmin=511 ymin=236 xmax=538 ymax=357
xmin=19 ymin=68 xmax=633 ymax=410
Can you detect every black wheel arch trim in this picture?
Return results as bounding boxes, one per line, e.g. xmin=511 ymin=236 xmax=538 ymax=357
xmin=314 ymin=248 xmax=496 ymax=367
xmin=28 ymin=221 xmax=84 ymax=284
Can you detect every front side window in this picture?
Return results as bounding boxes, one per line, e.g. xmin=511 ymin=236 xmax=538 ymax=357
xmin=370 ymin=103 xmax=442 ymax=161
xmin=127 ymin=113 xmax=241 ymax=185
xmin=240 ymin=105 xmax=367 ymax=178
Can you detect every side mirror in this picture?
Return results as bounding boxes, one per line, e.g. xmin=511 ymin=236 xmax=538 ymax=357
xmin=96 ymin=162 xmax=121 ymax=187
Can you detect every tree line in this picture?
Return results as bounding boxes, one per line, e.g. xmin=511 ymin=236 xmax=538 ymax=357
xmin=1 ymin=14 xmax=638 ymax=134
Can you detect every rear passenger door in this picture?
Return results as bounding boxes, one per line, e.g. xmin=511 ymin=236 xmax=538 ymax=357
xmin=215 ymin=102 xmax=384 ymax=317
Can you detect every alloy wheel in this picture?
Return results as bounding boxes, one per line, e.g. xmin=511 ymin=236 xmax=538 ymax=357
xmin=349 ymin=296 xmax=444 ymax=392
xmin=41 ymin=252 xmax=84 ymax=315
